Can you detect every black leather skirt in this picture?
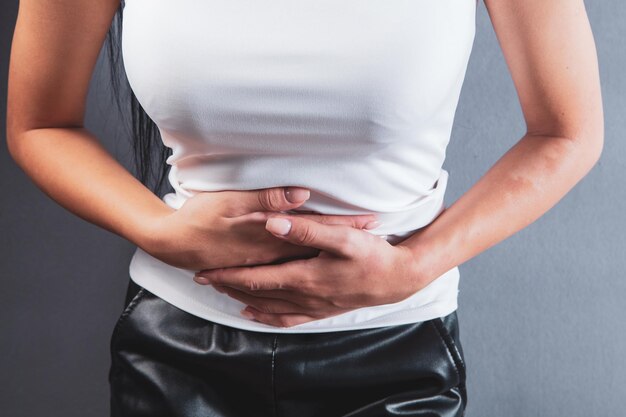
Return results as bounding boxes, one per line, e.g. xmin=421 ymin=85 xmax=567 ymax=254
xmin=109 ymin=278 xmax=468 ymax=417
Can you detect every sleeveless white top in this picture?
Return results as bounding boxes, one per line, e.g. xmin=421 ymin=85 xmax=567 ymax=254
xmin=121 ymin=0 xmax=477 ymax=333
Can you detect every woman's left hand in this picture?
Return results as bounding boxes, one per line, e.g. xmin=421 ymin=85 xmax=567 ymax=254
xmin=193 ymin=214 xmax=427 ymax=328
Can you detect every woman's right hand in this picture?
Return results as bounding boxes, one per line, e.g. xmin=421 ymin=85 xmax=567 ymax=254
xmin=143 ymin=187 xmax=380 ymax=272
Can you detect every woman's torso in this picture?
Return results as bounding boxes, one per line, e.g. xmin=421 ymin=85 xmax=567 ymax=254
xmin=121 ymin=0 xmax=477 ymax=333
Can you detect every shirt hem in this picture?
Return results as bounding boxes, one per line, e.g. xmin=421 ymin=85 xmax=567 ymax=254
xmin=128 ymin=246 xmax=460 ymax=334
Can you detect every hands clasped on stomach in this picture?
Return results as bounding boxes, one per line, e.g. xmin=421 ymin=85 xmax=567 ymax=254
xmin=143 ymin=187 xmax=424 ymax=328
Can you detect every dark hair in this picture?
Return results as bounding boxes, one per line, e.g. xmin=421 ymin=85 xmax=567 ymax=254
xmin=103 ymin=0 xmax=172 ymax=196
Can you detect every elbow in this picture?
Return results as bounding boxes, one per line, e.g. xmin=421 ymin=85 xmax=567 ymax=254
xmin=5 ymin=120 xmax=20 ymax=162
xmin=528 ymin=121 xmax=604 ymax=179
xmin=577 ymin=107 xmax=606 ymax=166
xmin=548 ymin=115 xmax=605 ymax=171
xmin=580 ymin=121 xmax=605 ymax=165
xmin=528 ymin=103 xmax=605 ymax=171
xmin=590 ymin=132 xmax=604 ymax=165
xmin=7 ymin=118 xmax=37 ymax=163
xmin=5 ymin=130 xmax=27 ymax=165
xmin=5 ymin=105 xmax=24 ymax=162
xmin=567 ymin=124 xmax=604 ymax=174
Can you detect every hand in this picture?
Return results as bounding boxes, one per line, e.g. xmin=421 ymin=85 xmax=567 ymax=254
xmin=193 ymin=213 xmax=424 ymax=328
xmin=143 ymin=187 xmax=380 ymax=271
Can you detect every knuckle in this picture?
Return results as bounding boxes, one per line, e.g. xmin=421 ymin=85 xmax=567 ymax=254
xmin=244 ymin=279 xmax=263 ymax=291
xmin=315 ymin=215 xmax=333 ymax=225
xmin=256 ymin=303 xmax=275 ymax=314
xmin=331 ymin=297 xmax=350 ymax=309
xmin=289 ymin=267 xmax=312 ymax=292
xmin=294 ymin=225 xmax=318 ymax=245
xmin=256 ymin=191 xmax=271 ymax=211
xmin=337 ymin=233 xmax=356 ymax=256
xmin=213 ymin=198 xmax=234 ymax=217
xmin=350 ymin=216 xmax=364 ymax=228
xmin=266 ymin=271 xmax=288 ymax=290
xmin=277 ymin=316 xmax=295 ymax=328
xmin=300 ymin=274 xmax=317 ymax=293
xmin=221 ymin=194 xmax=252 ymax=218
xmin=300 ymin=298 xmax=319 ymax=310
xmin=258 ymin=189 xmax=284 ymax=211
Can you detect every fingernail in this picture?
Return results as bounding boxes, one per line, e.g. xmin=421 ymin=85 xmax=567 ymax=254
xmin=194 ymin=276 xmax=210 ymax=284
xmin=241 ymin=308 xmax=255 ymax=319
xmin=285 ymin=187 xmax=310 ymax=203
xmin=364 ymin=220 xmax=382 ymax=230
xmin=266 ymin=217 xmax=292 ymax=235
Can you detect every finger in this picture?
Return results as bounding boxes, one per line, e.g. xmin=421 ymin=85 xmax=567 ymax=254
xmin=243 ymin=306 xmax=321 ymax=328
xmin=215 ymin=285 xmax=310 ymax=315
xmin=264 ymin=215 xmax=363 ymax=257
xmin=229 ymin=210 xmax=380 ymax=233
xmin=215 ymin=284 xmax=332 ymax=310
xmin=226 ymin=187 xmax=311 ymax=217
xmin=280 ymin=212 xmax=381 ymax=230
xmin=212 ymin=284 xmax=304 ymax=305
xmin=195 ymin=259 xmax=313 ymax=292
xmin=244 ymin=306 xmax=353 ymax=328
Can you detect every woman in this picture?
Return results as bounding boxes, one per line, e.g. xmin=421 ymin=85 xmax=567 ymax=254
xmin=6 ymin=0 xmax=603 ymax=416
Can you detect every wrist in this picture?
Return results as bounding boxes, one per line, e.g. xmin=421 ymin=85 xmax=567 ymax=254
xmin=393 ymin=243 xmax=429 ymax=294
xmin=131 ymin=204 xmax=177 ymax=253
xmin=395 ymin=234 xmax=449 ymax=293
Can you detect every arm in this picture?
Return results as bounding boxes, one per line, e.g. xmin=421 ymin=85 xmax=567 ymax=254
xmin=4 ymin=0 xmax=377 ymax=271
xmin=6 ymin=0 xmax=175 ymax=250
xmin=399 ymin=0 xmax=604 ymax=284
xmin=172 ymin=0 xmax=605 ymax=328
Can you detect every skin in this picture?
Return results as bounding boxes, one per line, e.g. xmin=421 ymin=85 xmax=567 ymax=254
xmin=7 ymin=0 xmax=603 ymax=329
xmin=194 ymin=0 xmax=605 ymax=327
xmin=6 ymin=0 xmax=380 ymax=273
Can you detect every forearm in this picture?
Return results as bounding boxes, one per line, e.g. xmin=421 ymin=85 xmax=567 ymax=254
xmin=399 ymin=132 xmax=603 ymax=286
xmin=7 ymin=126 xmax=175 ymax=249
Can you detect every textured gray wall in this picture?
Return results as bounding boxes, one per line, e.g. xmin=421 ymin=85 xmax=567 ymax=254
xmin=1 ymin=1 xmax=624 ymax=416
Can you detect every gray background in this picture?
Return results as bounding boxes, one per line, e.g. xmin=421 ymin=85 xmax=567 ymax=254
xmin=1 ymin=1 xmax=624 ymax=416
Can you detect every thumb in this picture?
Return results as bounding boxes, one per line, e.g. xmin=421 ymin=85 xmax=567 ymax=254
xmin=264 ymin=215 xmax=358 ymax=257
xmin=232 ymin=187 xmax=311 ymax=216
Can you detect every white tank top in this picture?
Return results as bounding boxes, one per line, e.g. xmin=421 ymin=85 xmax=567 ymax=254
xmin=121 ymin=0 xmax=477 ymax=333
